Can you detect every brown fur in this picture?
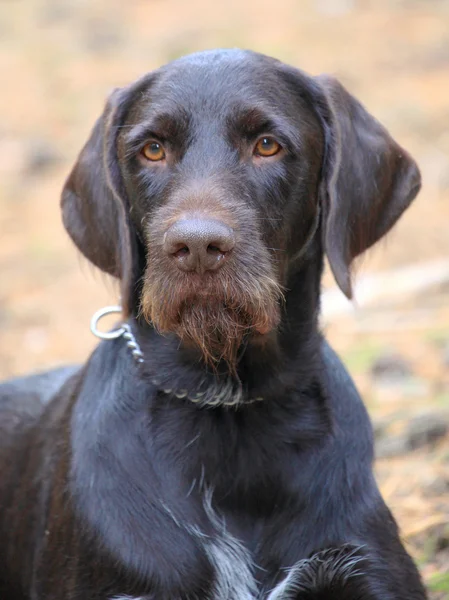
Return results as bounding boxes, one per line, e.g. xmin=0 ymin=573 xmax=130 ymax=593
xmin=141 ymin=249 xmax=282 ymax=371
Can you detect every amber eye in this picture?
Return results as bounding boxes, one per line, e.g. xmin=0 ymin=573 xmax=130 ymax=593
xmin=254 ymin=136 xmax=282 ymax=158
xmin=142 ymin=141 xmax=166 ymax=162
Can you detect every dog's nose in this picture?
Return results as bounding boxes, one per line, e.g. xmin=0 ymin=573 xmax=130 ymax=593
xmin=164 ymin=218 xmax=235 ymax=274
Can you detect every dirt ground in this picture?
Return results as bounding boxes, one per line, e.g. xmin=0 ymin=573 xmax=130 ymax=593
xmin=1 ymin=0 xmax=449 ymax=595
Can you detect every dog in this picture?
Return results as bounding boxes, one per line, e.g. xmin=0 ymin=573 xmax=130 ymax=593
xmin=0 ymin=49 xmax=427 ymax=599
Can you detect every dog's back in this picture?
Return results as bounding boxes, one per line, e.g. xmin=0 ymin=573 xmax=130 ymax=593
xmin=0 ymin=367 xmax=77 ymax=598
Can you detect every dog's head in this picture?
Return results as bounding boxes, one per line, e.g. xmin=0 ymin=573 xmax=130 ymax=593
xmin=62 ymin=50 xmax=420 ymax=369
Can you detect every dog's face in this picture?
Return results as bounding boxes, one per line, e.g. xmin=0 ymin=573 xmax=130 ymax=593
xmin=62 ymin=50 xmax=420 ymax=368
xmin=118 ymin=51 xmax=324 ymax=368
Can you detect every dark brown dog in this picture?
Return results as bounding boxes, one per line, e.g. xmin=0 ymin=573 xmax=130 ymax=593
xmin=0 ymin=50 xmax=427 ymax=599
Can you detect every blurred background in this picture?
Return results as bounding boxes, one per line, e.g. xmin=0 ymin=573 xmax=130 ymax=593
xmin=1 ymin=0 xmax=448 ymax=594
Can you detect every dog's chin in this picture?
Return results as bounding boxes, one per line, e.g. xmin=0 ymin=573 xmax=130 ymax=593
xmin=141 ymin=274 xmax=281 ymax=372
xmin=148 ymin=297 xmax=277 ymax=373
xmin=178 ymin=299 xmax=275 ymax=370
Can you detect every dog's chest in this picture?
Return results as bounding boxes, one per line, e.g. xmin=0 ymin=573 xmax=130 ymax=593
xmin=72 ymin=377 xmax=316 ymax=598
xmin=162 ymin=492 xmax=264 ymax=599
xmin=108 ymin=520 xmax=272 ymax=600
xmin=165 ymin=496 xmax=307 ymax=600
xmin=105 ymin=493 xmax=297 ymax=600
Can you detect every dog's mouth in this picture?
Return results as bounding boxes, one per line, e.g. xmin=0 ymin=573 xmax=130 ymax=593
xmin=140 ymin=267 xmax=281 ymax=371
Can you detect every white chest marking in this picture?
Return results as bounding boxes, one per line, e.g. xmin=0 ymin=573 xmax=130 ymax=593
xmin=202 ymin=490 xmax=258 ymax=600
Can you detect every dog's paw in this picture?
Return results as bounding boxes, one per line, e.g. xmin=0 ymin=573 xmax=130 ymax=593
xmin=266 ymin=544 xmax=369 ymax=599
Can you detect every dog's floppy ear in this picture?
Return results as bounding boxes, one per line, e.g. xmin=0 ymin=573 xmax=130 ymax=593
xmin=61 ymin=88 xmax=140 ymax=314
xmin=315 ymin=75 xmax=421 ymax=298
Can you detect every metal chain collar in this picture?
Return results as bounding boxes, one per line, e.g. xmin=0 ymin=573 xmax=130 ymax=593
xmin=90 ymin=306 xmax=263 ymax=407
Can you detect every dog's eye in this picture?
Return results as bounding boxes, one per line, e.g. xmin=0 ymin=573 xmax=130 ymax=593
xmin=141 ymin=141 xmax=166 ymax=162
xmin=254 ymin=137 xmax=282 ymax=158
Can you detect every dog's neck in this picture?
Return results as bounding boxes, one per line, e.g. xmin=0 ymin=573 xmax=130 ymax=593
xmin=130 ymin=247 xmax=323 ymax=407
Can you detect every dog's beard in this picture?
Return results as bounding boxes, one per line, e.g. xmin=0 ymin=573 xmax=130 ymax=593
xmin=141 ymin=264 xmax=281 ymax=372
